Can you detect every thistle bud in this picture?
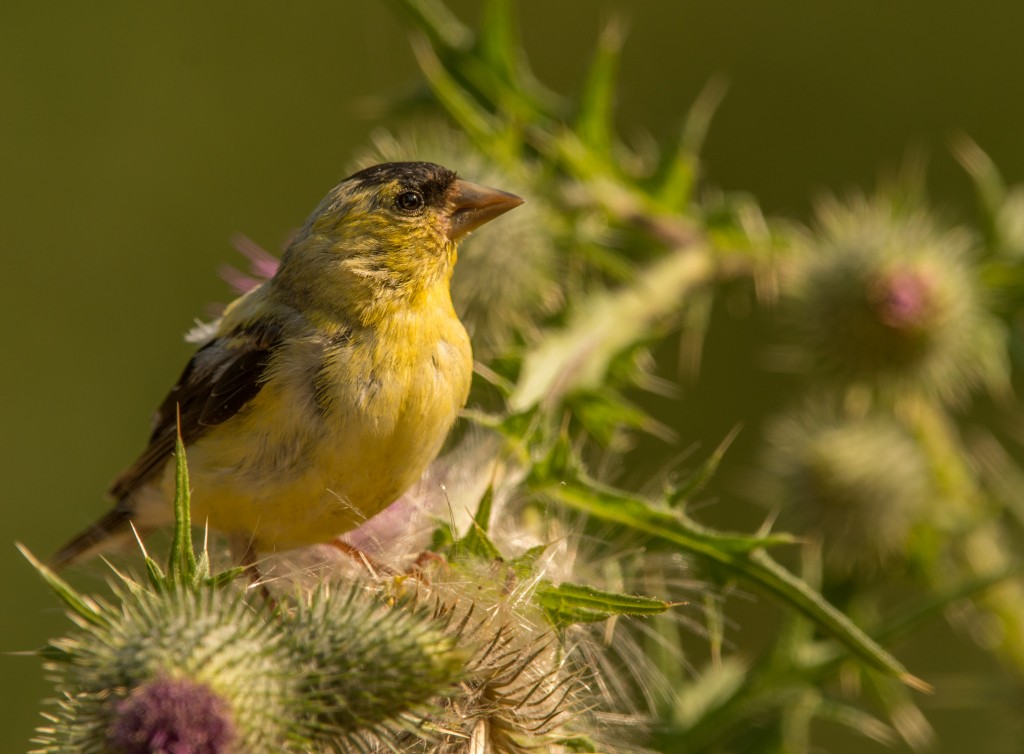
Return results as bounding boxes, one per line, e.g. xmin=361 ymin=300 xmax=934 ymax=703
xmin=34 ymin=587 xmax=295 ymax=753
xmin=762 ymin=405 xmax=930 ymax=573
xmin=287 ymin=585 xmax=466 ymax=748
xmin=783 ymin=195 xmax=1007 ymax=404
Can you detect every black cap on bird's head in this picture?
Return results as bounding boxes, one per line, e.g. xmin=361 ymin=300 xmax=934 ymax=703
xmin=344 ymin=162 xmax=458 ymax=208
xmin=343 ymin=161 xmax=524 ymax=242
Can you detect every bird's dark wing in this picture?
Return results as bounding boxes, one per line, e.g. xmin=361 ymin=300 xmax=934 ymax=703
xmin=108 ymin=318 xmax=283 ymax=501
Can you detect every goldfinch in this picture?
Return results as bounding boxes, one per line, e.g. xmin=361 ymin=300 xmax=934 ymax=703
xmin=53 ymin=162 xmax=523 ymax=567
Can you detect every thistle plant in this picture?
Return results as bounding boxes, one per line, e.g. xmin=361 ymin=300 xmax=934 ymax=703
xmin=24 ymin=1 xmax=1024 ymax=752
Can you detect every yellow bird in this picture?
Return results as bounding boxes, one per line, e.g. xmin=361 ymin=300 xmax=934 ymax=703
xmin=53 ymin=162 xmax=523 ymax=567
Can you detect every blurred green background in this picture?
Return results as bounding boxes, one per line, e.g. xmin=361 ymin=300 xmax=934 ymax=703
xmin=3 ymin=2 xmax=1023 ymax=751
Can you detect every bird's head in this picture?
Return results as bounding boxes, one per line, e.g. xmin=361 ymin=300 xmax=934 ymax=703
xmin=274 ymin=162 xmax=523 ymax=323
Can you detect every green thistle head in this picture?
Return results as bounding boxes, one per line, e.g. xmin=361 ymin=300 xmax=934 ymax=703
xmin=783 ymin=194 xmax=1007 ymax=405
xmin=286 ymin=584 xmax=467 ymax=749
xmin=762 ymin=404 xmax=931 ymax=573
xmin=33 ymin=584 xmax=295 ymax=754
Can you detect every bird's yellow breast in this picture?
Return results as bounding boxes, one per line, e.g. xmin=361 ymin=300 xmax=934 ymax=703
xmin=179 ymin=294 xmax=472 ymax=550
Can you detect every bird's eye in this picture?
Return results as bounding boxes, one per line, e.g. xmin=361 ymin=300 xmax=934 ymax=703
xmin=395 ymin=190 xmax=425 ymax=213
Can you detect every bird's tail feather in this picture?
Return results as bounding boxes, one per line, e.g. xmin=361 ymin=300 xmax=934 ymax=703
xmin=50 ymin=508 xmax=136 ymax=570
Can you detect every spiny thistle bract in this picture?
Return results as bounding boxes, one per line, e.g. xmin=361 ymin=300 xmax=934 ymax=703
xmin=782 ymin=194 xmax=1007 ymax=405
xmin=761 ymin=404 xmax=931 ymax=573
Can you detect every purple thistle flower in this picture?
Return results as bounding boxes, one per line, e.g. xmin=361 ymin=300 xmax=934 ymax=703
xmin=107 ymin=677 xmax=236 ymax=754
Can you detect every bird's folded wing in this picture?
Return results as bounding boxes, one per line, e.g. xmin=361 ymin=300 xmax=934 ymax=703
xmin=108 ymin=318 xmax=283 ymax=501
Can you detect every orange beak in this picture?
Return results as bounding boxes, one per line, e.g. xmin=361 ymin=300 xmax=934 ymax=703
xmin=446 ymin=179 xmax=524 ymax=242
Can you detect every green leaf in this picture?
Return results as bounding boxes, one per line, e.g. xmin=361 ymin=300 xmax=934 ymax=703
xmin=951 ymin=134 xmax=1006 ymax=253
xmin=814 ymin=699 xmax=897 ymax=747
xmin=144 ymin=552 xmax=167 ymax=593
xmin=672 ymin=657 xmax=748 ymax=729
xmin=449 ymin=485 xmax=503 ymax=561
xmin=17 ymin=543 xmax=110 ymax=628
xmin=808 ymin=565 xmax=1021 ymax=676
xmin=569 ymin=387 xmax=674 ymax=445
xmin=532 ymin=471 xmax=926 ymax=688
xmin=391 ymin=0 xmax=474 ymax=51
xmin=656 ymin=77 xmax=728 ymax=210
xmin=556 ymin=736 xmax=599 ymax=752
xmin=575 ymin=17 xmax=625 ymax=156
xmin=430 ymin=521 xmax=456 ymax=553
xmin=575 ymin=240 xmax=636 ymax=281
xmin=206 ymin=566 xmax=248 ymax=590
xmin=472 ymin=360 xmax=517 ymax=397
xmin=403 ymin=4 xmax=549 ymax=165
xmin=509 ymin=544 xmax=549 ymax=580
xmin=535 ymin=581 xmax=669 ymax=626
xmin=453 ymin=517 xmax=502 ymax=561
xmin=410 ymin=33 xmax=502 ymax=147
xmin=530 ymin=431 xmax=580 ymax=484
xmin=168 ymin=419 xmax=198 ymax=587
xmin=666 ymin=426 xmax=740 ymax=508
xmin=477 ymin=0 xmax=519 ymax=84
